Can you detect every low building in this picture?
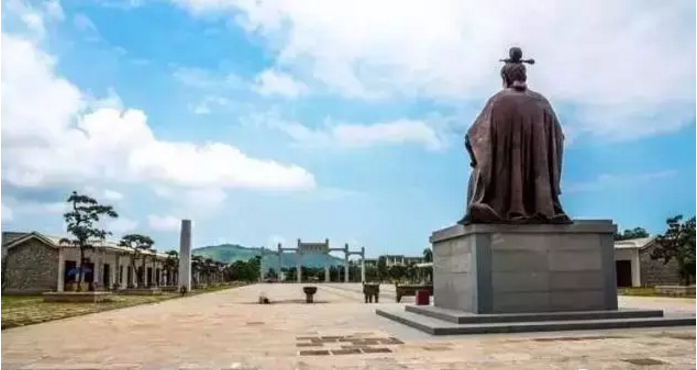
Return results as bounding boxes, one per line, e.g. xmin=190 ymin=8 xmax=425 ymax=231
xmin=383 ymin=255 xmax=424 ymax=267
xmin=614 ymin=236 xmax=689 ymax=287
xmin=363 ymin=258 xmax=378 ymax=267
xmin=1 ymin=231 xmax=172 ymax=294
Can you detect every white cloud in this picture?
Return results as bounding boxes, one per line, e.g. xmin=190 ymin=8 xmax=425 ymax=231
xmin=1 ymin=34 xmax=316 ymax=192
xmin=83 ymin=186 xmax=125 ymax=201
xmin=174 ymin=0 xmax=696 ymax=141
xmin=2 ymin=204 xmax=15 ymax=222
xmin=108 ymin=217 xmax=138 ymax=233
xmin=102 ymin=189 xmax=124 ymax=201
xmin=564 ymin=170 xmax=678 ymax=194
xmin=256 ymin=113 xmax=443 ymax=150
xmin=190 ymin=95 xmax=230 ymax=114
xmin=0 ymin=198 xmax=67 ymax=221
xmin=73 ymin=13 xmax=97 ymax=34
xmin=148 ymin=214 xmax=181 ymax=231
xmin=267 ymin=235 xmax=286 ymax=248
xmin=152 ymin=185 xmax=227 ymax=212
xmin=173 ymin=67 xmax=242 ymax=89
xmin=6 ymin=0 xmax=64 ymax=39
xmin=254 ymin=69 xmax=308 ymax=98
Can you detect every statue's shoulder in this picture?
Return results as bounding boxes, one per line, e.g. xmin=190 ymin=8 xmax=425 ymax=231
xmin=526 ymin=89 xmax=551 ymax=104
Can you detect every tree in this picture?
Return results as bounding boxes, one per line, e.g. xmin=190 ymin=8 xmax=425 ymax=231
xmin=192 ymin=255 xmax=205 ymax=286
xmin=615 ymin=227 xmax=650 ymax=241
xmin=60 ymin=191 xmax=118 ymax=291
xmin=377 ymin=256 xmax=388 ymax=282
xmin=388 ymin=264 xmax=407 ymax=282
xmin=164 ymin=250 xmax=179 ymax=286
xmin=423 ymin=247 xmax=433 ymax=263
xmin=406 ymin=262 xmax=418 ymax=282
xmin=651 ymin=215 xmax=696 ymax=285
xmin=119 ymin=234 xmax=155 ymax=288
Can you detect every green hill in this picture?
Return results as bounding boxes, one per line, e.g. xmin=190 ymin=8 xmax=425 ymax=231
xmin=192 ymin=243 xmax=345 ymax=271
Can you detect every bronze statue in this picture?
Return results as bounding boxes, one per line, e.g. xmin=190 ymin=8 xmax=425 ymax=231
xmin=460 ymin=47 xmax=571 ymax=225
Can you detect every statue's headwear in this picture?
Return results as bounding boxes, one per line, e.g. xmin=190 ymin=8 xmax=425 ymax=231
xmin=500 ymin=47 xmax=533 ymax=91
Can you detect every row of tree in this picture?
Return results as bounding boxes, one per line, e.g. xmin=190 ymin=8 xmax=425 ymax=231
xmin=59 ymin=191 xmax=261 ymax=291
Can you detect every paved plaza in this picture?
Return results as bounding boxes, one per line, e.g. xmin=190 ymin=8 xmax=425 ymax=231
xmin=2 ymin=284 xmax=695 ymax=370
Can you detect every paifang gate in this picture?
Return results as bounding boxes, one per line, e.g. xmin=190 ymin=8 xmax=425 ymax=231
xmin=261 ymin=239 xmax=365 ymax=283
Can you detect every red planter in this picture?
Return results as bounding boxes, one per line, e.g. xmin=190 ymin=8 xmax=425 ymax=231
xmin=415 ymin=289 xmax=430 ymax=305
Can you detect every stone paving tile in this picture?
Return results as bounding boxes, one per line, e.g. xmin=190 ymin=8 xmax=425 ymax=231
xmin=2 ymin=284 xmax=695 ymax=369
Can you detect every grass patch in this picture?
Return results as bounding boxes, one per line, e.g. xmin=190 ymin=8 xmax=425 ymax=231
xmin=1 ymin=282 xmax=250 ymax=330
xmin=618 ymin=286 xmax=696 ymax=298
xmin=618 ymin=287 xmax=657 ymax=296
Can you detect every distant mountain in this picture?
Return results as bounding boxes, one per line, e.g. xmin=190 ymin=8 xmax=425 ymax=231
xmin=192 ymin=244 xmax=345 ymax=271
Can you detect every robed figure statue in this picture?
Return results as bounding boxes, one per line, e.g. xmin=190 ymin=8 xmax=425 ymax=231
xmin=460 ymin=47 xmax=571 ymax=225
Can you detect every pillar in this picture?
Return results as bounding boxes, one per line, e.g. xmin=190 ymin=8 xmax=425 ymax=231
xmin=57 ymin=247 xmax=65 ymax=292
xmin=296 ymin=251 xmax=302 ymax=283
xmin=324 ymin=266 xmax=330 ymax=282
xmin=111 ymin=254 xmax=117 ymax=290
xmin=115 ymin=254 xmax=121 ymax=288
xmin=360 ymin=247 xmax=366 ymax=283
xmin=277 ymin=243 xmax=282 ymax=280
xmin=94 ymin=251 xmax=102 ymax=289
xmin=344 ymin=244 xmax=349 ymax=283
xmin=178 ymin=219 xmax=192 ymax=291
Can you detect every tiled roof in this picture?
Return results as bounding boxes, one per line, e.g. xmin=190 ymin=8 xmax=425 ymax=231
xmin=3 ymin=231 xmax=169 ymax=258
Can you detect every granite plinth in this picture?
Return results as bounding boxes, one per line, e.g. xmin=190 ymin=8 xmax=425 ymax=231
xmin=431 ymin=220 xmax=618 ymax=314
xmin=376 ymin=306 xmax=695 ymax=335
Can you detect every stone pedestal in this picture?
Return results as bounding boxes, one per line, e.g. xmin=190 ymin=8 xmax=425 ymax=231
xmin=431 ymin=220 xmax=618 ymax=314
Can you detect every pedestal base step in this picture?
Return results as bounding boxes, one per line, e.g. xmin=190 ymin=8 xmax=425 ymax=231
xmin=405 ymin=305 xmax=665 ymax=324
xmin=376 ymin=307 xmax=695 ymax=336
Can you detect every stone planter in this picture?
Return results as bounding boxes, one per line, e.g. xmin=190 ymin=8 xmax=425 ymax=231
xmin=43 ymin=291 xmax=112 ymax=303
xmin=119 ymin=288 xmax=162 ymax=296
xmin=363 ymin=283 xmax=380 ymax=303
xmin=303 ymin=286 xmax=317 ymax=303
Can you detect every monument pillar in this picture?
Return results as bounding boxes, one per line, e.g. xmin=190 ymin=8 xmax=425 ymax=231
xmin=344 ymin=244 xmax=349 ymax=283
xmin=178 ymin=219 xmax=192 ymax=291
xmin=360 ymin=247 xmax=366 ymax=283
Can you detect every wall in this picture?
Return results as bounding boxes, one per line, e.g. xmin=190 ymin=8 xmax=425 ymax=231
xmin=3 ymin=239 xmax=58 ymax=293
xmin=639 ymin=243 xmax=686 ymax=286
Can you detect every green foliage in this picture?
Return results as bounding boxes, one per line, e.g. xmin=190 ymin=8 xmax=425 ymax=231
xmin=614 ymin=227 xmax=650 ymax=241
xmin=423 ymin=247 xmax=433 ymax=263
xmin=60 ymin=191 xmax=118 ymax=291
xmin=377 ymin=256 xmax=388 ymax=281
xmin=229 ymin=257 xmax=261 ymax=282
xmin=119 ymin=234 xmax=155 ymax=287
xmin=651 ymin=215 xmax=696 ymax=285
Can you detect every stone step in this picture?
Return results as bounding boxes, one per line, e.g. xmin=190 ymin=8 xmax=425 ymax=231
xmin=405 ymin=305 xmax=665 ymax=324
xmin=376 ymin=307 xmax=696 ymax=336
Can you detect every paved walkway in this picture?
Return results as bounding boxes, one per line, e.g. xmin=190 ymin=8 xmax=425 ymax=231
xmin=2 ymin=284 xmax=695 ymax=369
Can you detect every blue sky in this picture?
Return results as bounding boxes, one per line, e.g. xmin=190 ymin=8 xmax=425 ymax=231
xmin=1 ymin=0 xmax=695 ymax=258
